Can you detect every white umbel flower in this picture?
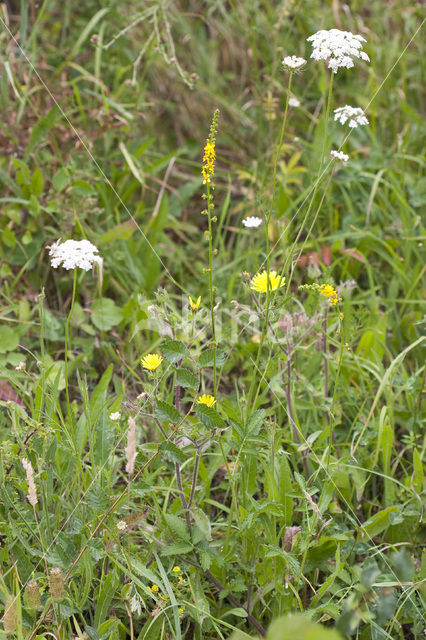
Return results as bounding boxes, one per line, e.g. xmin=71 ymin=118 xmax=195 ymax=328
xmin=109 ymin=411 xmax=121 ymax=421
xmin=49 ymin=239 xmax=102 ymax=271
xmin=330 ymin=150 xmax=349 ymax=164
xmin=334 ymin=105 xmax=369 ymax=128
xmin=282 ymin=55 xmax=306 ymax=70
xmin=242 ymin=216 xmax=262 ymax=228
xmin=289 ymin=95 xmax=301 ymax=108
xmin=307 ymin=28 xmax=369 ymax=74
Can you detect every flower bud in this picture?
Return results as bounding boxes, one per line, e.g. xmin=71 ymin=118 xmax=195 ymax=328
xmin=2 ymin=595 xmax=17 ymax=634
xmin=49 ymin=567 xmax=65 ymax=602
xmin=26 ymin=581 xmax=41 ymax=609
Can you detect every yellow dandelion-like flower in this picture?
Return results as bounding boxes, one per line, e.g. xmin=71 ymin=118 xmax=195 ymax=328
xmin=141 ymin=353 xmax=163 ymax=371
xmin=188 ymin=295 xmax=201 ymax=310
xmin=251 ymin=270 xmax=285 ymax=293
xmin=197 ymin=394 xmax=216 ymax=407
xmin=318 ymin=284 xmax=341 ymax=306
xmin=172 ymin=566 xmax=181 ymax=574
xmin=149 ymin=584 xmax=159 ymax=594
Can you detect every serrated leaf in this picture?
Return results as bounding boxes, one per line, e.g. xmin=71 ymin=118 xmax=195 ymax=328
xmin=155 ymin=401 xmax=181 ymax=425
xmin=160 ymin=542 xmax=194 ymax=556
xmin=91 ymin=298 xmax=123 ymax=331
xmin=176 ymin=367 xmax=199 ymax=390
xmin=164 ymin=514 xmax=191 ymax=542
xmin=195 ymin=404 xmax=226 ymax=429
xmin=162 ymin=340 xmax=189 ymax=364
xmin=159 ymin=441 xmax=186 ymax=464
xmin=198 ymin=348 xmax=226 ymax=368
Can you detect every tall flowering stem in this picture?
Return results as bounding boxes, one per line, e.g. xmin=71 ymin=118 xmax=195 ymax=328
xmin=64 ymin=268 xmax=77 ymax=413
xmin=202 ymin=109 xmax=220 ymax=395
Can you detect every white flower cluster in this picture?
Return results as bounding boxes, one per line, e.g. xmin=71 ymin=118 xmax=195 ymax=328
xmin=334 ymin=105 xmax=369 ymax=128
xmin=289 ymin=95 xmax=301 ymax=107
xmin=49 ymin=239 xmax=102 ymax=271
xmin=109 ymin=411 xmax=121 ymax=421
xmin=307 ymin=29 xmax=369 ymax=74
xmin=282 ymin=55 xmax=306 ymax=70
xmin=242 ymin=216 xmax=262 ymax=228
xmin=330 ymin=149 xmax=349 ymax=164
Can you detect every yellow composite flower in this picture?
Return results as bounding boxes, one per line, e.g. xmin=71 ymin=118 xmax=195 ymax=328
xmin=149 ymin=584 xmax=159 ymax=594
xmin=172 ymin=566 xmax=181 ymax=574
xmin=251 ymin=270 xmax=285 ymax=294
xmin=188 ymin=295 xmax=201 ymax=310
xmin=141 ymin=353 xmax=163 ymax=371
xmin=197 ymin=394 xmax=216 ymax=407
xmin=318 ymin=284 xmax=341 ymax=306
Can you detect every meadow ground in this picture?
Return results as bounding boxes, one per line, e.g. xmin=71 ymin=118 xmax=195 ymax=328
xmin=0 ymin=1 xmax=425 ymax=639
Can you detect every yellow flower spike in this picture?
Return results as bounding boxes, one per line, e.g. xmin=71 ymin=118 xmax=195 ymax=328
xmin=197 ymin=394 xmax=216 ymax=407
xmin=189 ymin=295 xmax=201 ymax=311
xmin=172 ymin=566 xmax=181 ymax=574
xmin=318 ymin=284 xmax=342 ymax=306
xmin=141 ymin=353 xmax=163 ymax=371
xmin=250 ymin=270 xmax=285 ymax=294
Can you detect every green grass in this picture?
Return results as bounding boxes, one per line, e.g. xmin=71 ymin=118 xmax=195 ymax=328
xmin=0 ymin=1 xmax=425 ymax=639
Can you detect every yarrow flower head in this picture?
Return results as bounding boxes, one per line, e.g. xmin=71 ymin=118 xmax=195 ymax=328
xmin=282 ymin=55 xmax=306 ymax=70
xmin=197 ymin=394 xmax=216 ymax=407
xmin=201 ymin=109 xmax=219 ymax=185
xmin=307 ymin=28 xmax=369 ymax=73
xmin=330 ymin=150 xmax=349 ymax=164
xmin=141 ymin=353 xmax=163 ymax=371
xmin=251 ymin=270 xmax=285 ymax=294
xmin=49 ymin=239 xmax=102 ymax=271
xmin=334 ymin=105 xmax=369 ymax=128
xmin=242 ymin=216 xmax=262 ymax=228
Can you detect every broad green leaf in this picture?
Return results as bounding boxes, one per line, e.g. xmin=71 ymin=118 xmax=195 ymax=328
xmin=94 ymin=567 xmax=119 ymax=629
xmin=25 ymin=105 xmax=60 ymax=157
xmin=155 ymin=401 xmax=181 ymax=425
xmin=91 ymin=298 xmax=123 ymax=331
xmin=164 ymin=514 xmax=191 ymax=542
xmin=176 ymin=367 xmax=199 ymax=390
xmin=52 ymin=168 xmax=68 ymax=192
xmin=162 ymin=339 xmax=189 ymax=364
xmin=198 ymin=348 xmax=226 ymax=368
xmin=159 ymin=441 xmax=186 ymax=464
xmin=357 ymin=506 xmax=399 ymax=541
xmin=266 ymin=613 xmax=343 ymax=640
xmin=0 ymin=325 xmax=19 ymax=353
xmin=195 ymin=403 xmax=226 ymax=429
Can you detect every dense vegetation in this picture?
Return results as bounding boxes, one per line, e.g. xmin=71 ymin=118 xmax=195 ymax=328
xmin=0 ymin=1 xmax=425 ymax=639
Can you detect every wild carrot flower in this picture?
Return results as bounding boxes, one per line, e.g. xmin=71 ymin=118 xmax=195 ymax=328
xmin=282 ymin=55 xmax=306 ymax=70
xmin=22 ymin=458 xmax=37 ymax=507
xmin=242 ymin=216 xmax=262 ymax=228
xmin=307 ymin=29 xmax=369 ymax=73
xmin=334 ymin=105 xmax=369 ymax=128
xmin=201 ymin=110 xmax=219 ymax=185
xmin=141 ymin=353 xmax=163 ymax=371
xmin=189 ymin=295 xmax=201 ymax=310
xmin=251 ymin=270 xmax=285 ymax=293
xmin=289 ymin=95 xmax=301 ymax=107
xmin=49 ymin=238 xmax=102 ymax=271
xmin=330 ymin=150 xmax=349 ymax=164
xmin=197 ymin=394 xmax=216 ymax=407
xmin=117 ymin=520 xmax=127 ymax=531
xmin=109 ymin=411 xmax=121 ymax=421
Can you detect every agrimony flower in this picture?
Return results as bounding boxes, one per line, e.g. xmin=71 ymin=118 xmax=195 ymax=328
xmin=282 ymin=55 xmax=306 ymax=70
xmin=334 ymin=105 xmax=369 ymax=128
xmin=318 ymin=284 xmax=342 ymax=306
xmin=189 ymin=295 xmax=201 ymax=310
xmin=197 ymin=394 xmax=216 ymax=407
xmin=201 ymin=109 xmax=219 ymax=185
xmin=49 ymin=238 xmax=102 ymax=271
xmin=330 ymin=149 xmax=349 ymax=164
xmin=251 ymin=270 xmax=285 ymax=293
xmin=242 ymin=216 xmax=262 ymax=228
xmin=22 ymin=458 xmax=37 ymax=507
xmin=307 ymin=28 xmax=369 ymax=73
xmin=141 ymin=353 xmax=163 ymax=371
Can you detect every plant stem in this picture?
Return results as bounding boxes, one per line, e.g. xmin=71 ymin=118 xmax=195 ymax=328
xmin=64 ymin=269 xmax=77 ymax=414
xmin=206 ymin=182 xmax=217 ymax=397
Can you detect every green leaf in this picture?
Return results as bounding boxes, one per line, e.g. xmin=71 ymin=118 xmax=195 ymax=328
xmin=160 ymin=542 xmax=194 ymax=556
xmin=155 ymin=401 xmax=181 ymax=425
xmin=159 ymin=441 xmax=186 ymax=464
xmin=30 ymin=167 xmax=43 ymax=196
xmin=0 ymin=326 xmax=19 ymax=353
xmin=101 ymin=220 xmax=137 ymax=243
xmin=413 ymin=448 xmax=423 ymax=493
xmin=94 ymin=567 xmax=119 ymax=629
xmin=91 ymin=298 xmax=123 ymax=331
xmin=357 ymin=506 xmax=399 ymax=541
xmin=52 ymin=168 xmax=68 ymax=192
xmin=198 ymin=348 xmax=226 ymax=368
xmin=195 ymin=403 xmax=226 ymax=429
xmin=176 ymin=367 xmax=199 ymax=390
xmin=162 ymin=339 xmax=189 ymax=364
xmin=25 ymin=105 xmax=60 ymax=157
xmin=266 ymin=613 xmax=343 ymax=640
xmin=164 ymin=514 xmax=191 ymax=542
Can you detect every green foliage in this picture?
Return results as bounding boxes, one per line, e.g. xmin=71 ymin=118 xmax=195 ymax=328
xmin=0 ymin=1 xmax=424 ymax=639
